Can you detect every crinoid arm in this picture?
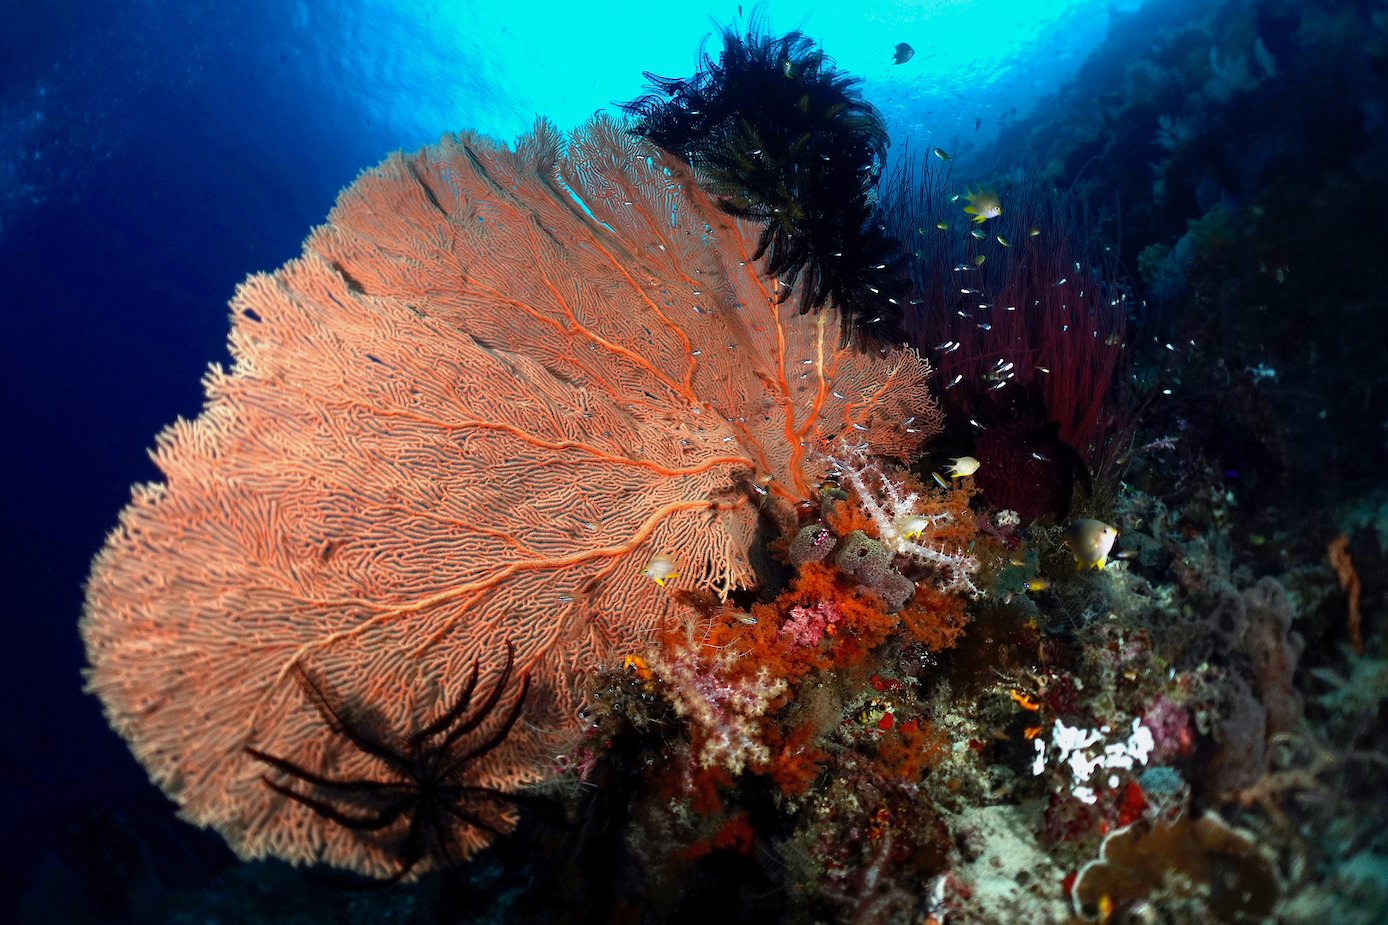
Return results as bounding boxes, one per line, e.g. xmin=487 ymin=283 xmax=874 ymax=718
xmin=245 ymin=641 xmax=533 ymax=879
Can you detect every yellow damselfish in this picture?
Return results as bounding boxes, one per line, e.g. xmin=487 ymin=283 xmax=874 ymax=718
xmin=963 ymin=186 xmax=1002 ymax=223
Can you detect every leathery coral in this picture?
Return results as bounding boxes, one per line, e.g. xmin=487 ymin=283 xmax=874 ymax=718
xmin=1071 ymin=810 xmax=1278 ymax=923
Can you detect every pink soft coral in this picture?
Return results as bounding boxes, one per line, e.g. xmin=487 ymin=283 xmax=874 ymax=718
xmin=781 ymin=600 xmax=843 ymax=647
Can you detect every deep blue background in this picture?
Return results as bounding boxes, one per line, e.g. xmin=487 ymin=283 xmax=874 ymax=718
xmin=1 ymin=2 xmax=392 ymax=905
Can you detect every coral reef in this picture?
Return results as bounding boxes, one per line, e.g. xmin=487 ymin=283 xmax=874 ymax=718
xmin=80 ymin=115 xmax=935 ymax=878
xmin=553 ymin=434 xmax=983 ymax=920
xmin=72 ymin=5 xmax=1388 ymax=922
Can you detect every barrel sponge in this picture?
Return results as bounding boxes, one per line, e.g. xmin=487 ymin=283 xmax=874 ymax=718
xmin=788 ymin=521 xmax=837 ymax=565
xmin=834 ymin=531 xmax=915 ymax=612
xmin=836 ymin=530 xmax=891 ymax=586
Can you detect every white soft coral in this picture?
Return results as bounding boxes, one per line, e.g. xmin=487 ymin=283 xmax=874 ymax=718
xmin=823 ymin=441 xmax=981 ymax=596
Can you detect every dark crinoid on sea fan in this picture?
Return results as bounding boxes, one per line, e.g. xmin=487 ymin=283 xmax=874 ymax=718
xmin=622 ymin=12 xmax=908 ymax=342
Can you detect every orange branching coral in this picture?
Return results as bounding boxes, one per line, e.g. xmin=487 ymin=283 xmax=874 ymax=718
xmin=875 ymin=718 xmax=946 ymax=784
xmin=787 ymin=563 xmax=901 ymax=667
xmin=658 ymin=558 xmax=906 ymax=694
xmin=822 ymin=495 xmax=880 ymax=538
xmin=898 ymin=581 xmax=971 ymax=652
xmin=675 ymin=811 xmax=757 ymax=862
xmin=80 ymin=114 xmax=936 ymax=877
xmin=763 ymin=720 xmax=832 ymax=795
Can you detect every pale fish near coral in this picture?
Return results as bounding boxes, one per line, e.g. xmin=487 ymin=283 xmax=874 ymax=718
xmin=963 ymin=186 xmax=1002 ymax=223
xmin=1063 ymin=518 xmax=1119 ymax=570
xmin=641 ymin=553 xmax=680 ymax=587
xmin=944 ymin=455 xmax=980 ymax=478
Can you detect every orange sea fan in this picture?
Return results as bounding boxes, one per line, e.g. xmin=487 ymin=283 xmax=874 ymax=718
xmin=80 ymin=114 xmax=937 ymax=877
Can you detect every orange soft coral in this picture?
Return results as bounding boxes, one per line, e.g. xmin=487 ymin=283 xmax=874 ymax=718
xmin=763 ymin=721 xmax=831 ymax=795
xmin=876 ymin=718 xmax=947 ymax=782
xmin=898 ymin=583 xmax=971 ymax=652
xmin=648 ymin=459 xmax=978 ymax=808
xmin=822 ymin=495 xmax=880 ymax=537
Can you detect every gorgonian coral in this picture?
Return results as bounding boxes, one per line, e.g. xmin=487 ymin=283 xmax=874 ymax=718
xmin=81 ymin=114 xmax=937 ymax=877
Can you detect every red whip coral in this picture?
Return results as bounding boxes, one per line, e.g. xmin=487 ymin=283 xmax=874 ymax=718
xmin=80 ymin=114 xmax=937 ymax=877
xmin=883 ymin=156 xmax=1130 ymax=471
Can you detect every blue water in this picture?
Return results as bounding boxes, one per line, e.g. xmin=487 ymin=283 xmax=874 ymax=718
xmin=1 ymin=0 xmax=1132 ymax=246
xmin=0 ymin=0 xmax=1272 ymax=915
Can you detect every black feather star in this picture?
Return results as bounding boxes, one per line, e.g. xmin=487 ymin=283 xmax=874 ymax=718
xmin=622 ymin=12 xmax=908 ymax=343
xmin=246 ymin=642 xmax=532 ymax=882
